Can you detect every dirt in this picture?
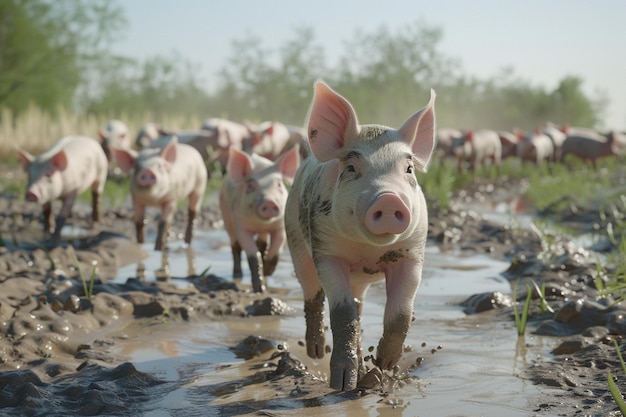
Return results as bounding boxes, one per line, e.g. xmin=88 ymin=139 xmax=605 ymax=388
xmin=0 ymin=170 xmax=625 ymax=416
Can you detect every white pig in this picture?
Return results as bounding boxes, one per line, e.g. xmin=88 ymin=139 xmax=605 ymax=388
xmin=16 ymin=136 xmax=108 ymax=243
xmin=246 ymin=121 xmax=309 ymax=161
xmin=201 ymin=118 xmax=252 ymax=172
xmin=112 ymin=138 xmax=207 ymax=251
xmin=285 ymin=81 xmax=436 ymax=391
xmin=450 ymin=129 xmax=502 ymax=172
xmin=99 ymin=119 xmax=131 ymax=161
xmin=219 ymin=146 xmax=300 ymax=293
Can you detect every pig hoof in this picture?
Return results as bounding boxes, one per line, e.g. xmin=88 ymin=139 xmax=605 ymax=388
xmin=330 ymin=364 xmax=359 ymax=391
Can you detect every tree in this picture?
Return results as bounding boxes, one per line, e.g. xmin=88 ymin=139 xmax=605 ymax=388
xmin=0 ymin=0 xmax=126 ymax=115
xmin=215 ymin=27 xmax=327 ymax=124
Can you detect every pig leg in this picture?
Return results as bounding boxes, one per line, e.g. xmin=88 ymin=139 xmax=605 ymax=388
xmin=317 ymin=254 xmax=360 ymax=391
xmin=91 ymin=188 xmax=100 ymax=223
xmin=42 ymin=202 xmax=53 ymax=237
xmin=291 ymin=246 xmax=326 ymax=359
xmin=263 ymin=229 xmax=285 ymax=276
xmin=52 ymin=192 xmax=78 ymax=242
xmin=236 ymin=229 xmax=265 ymax=292
xmin=184 ymin=207 xmax=196 ymax=244
xmin=133 ymin=200 xmax=146 ymax=244
xmin=155 ymin=201 xmax=176 ymax=251
xmin=184 ymin=190 xmax=203 ymax=245
xmin=232 ymin=241 xmax=243 ymax=278
xmin=375 ymin=260 xmax=421 ymax=371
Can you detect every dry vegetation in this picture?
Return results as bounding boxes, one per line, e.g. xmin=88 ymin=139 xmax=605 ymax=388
xmin=0 ymin=106 xmax=204 ymax=159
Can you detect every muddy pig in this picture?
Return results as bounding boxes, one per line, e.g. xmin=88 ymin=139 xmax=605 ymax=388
xmin=16 ymin=136 xmax=108 ymax=243
xmin=285 ymin=81 xmax=436 ymax=391
xmin=220 ymin=146 xmax=300 ymax=293
xmin=112 ymin=138 xmax=207 ymax=251
xmin=450 ymin=129 xmax=502 ymax=172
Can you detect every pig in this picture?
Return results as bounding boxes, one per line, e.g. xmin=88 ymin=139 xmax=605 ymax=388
xmin=134 ymin=122 xmax=176 ymax=150
xmin=16 ymin=136 xmax=108 ymax=243
xmin=285 ymin=81 xmax=436 ymax=391
xmin=219 ymin=146 xmax=300 ymax=293
xmin=560 ymin=130 xmax=626 ymax=168
xmin=201 ymin=118 xmax=252 ymax=172
xmin=450 ymin=129 xmax=502 ymax=172
xmin=112 ymin=138 xmax=207 ymax=251
xmin=436 ymin=127 xmax=462 ymax=157
xmin=99 ymin=119 xmax=131 ymax=161
xmin=497 ymin=130 xmax=522 ymax=160
xmin=245 ymin=121 xmax=309 ymax=161
xmin=542 ymin=122 xmax=567 ymax=160
xmin=516 ymin=129 xmax=555 ymax=164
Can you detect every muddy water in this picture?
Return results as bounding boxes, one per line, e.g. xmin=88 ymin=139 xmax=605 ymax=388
xmin=110 ymin=224 xmax=561 ymax=416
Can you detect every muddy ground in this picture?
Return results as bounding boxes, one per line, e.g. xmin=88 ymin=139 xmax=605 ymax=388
xmin=0 ymin=168 xmax=625 ymax=416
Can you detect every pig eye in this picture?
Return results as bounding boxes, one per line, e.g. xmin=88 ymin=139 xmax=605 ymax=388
xmin=346 ymin=164 xmax=356 ymax=173
xmin=245 ymin=180 xmax=258 ymax=193
xmin=406 ymin=165 xmax=414 ymax=174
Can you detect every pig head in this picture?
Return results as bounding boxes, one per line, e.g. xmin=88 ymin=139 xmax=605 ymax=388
xmin=285 ymin=81 xmax=436 ymax=391
xmin=220 ymin=146 xmax=299 ymax=292
xmin=113 ymin=138 xmax=208 ymax=251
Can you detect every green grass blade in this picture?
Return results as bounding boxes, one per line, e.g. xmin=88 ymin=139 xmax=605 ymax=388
xmin=608 ymin=372 xmax=626 ymax=416
xmin=614 ymin=338 xmax=626 ymax=375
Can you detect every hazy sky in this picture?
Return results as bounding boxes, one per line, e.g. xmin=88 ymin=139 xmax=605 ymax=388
xmin=111 ymin=0 xmax=626 ymax=130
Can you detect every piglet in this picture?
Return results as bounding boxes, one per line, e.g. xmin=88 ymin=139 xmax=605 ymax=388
xmin=113 ymin=138 xmax=207 ymax=251
xmin=17 ymin=136 xmax=108 ymax=243
xmin=219 ymin=146 xmax=300 ymax=293
xmin=285 ymin=81 xmax=436 ymax=391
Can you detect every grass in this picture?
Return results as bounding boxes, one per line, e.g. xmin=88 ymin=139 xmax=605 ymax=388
xmin=513 ymin=281 xmax=533 ymax=337
xmin=609 ymin=339 xmax=626 ymax=416
xmin=70 ymin=250 xmax=98 ymax=301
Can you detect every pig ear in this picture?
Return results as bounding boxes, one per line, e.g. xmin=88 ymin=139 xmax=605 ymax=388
xmin=227 ymin=148 xmax=254 ymax=183
xmin=306 ymin=81 xmax=360 ymax=162
xmin=161 ymin=137 xmax=178 ymax=163
xmin=51 ymin=150 xmax=68 ymax=171
xmin=112 ymin=148 xmax=137 ymax=173
xmin=275 ymin=145 xmax=300 ymax=184
xmin=398 ymin=89 xmax=436 ymax=173
xmin=16 ymin=148 xmax=34 ymax=169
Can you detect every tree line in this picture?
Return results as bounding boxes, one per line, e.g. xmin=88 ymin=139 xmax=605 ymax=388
xmin=0 ymin=0 xmax=606 ymax=133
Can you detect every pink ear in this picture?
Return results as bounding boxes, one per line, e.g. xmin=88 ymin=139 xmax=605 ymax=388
xmin=226 ymin=148 xmax=253 ymax=183
xmin=16 ymin=149 xmax=34 ymax=169
xmin=397 ymin=89 xmax=437 ymax=173
xmin=51 ymin=150 xmax=68 ymax=171
xmin=466 ymin=131 xmax=474 ymax=141
xmin=112 ymin=148 xmax=137 ymax=173
xmin=264 ymin=124 xmax=274 ymax=135
xmin=306 ymin=81 xmax=360 ymax=162
xmin=160 ymin=137 xmax=178 ymax=163
xmin=275 ymin=146 xmax=300 ymax=183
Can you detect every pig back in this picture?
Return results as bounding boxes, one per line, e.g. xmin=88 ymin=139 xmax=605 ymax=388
xmin=51 ymin=136 xmax=108 ymax=196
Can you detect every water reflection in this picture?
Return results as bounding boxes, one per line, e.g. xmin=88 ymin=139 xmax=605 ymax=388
xmin=135 ymin=246 xmax=197 ymax=280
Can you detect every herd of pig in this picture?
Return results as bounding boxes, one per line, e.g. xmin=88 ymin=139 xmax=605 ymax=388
xmin=13 ymin=81 xmax=621 ymax=392
xmin=438 ymin=123 xmax=626 ymax=171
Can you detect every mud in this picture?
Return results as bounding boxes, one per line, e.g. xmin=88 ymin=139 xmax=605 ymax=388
xmin=0 ymin=169 xmax=625 ymax=416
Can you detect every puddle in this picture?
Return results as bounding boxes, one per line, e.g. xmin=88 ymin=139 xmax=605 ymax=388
xmin=112 ymin=227 xmax=561 ymax=416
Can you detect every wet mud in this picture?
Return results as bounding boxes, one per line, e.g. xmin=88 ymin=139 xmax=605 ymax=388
xmin=0 ymin=171 xmax=625 ymax=416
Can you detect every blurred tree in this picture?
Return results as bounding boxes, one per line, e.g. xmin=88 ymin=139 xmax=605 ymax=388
xmin=334 ymin=20 xmax=459 ymax=126
xmin=83 ymin=51 xmax=214 ymax=123
xmin=215 ymin=27 xmax=327 ymax=124
xmin=0 ymin=0 xmax=126 ymax=115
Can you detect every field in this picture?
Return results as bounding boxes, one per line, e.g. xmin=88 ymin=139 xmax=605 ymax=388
xmin=1 ymin=110 xmax=626 ymax=415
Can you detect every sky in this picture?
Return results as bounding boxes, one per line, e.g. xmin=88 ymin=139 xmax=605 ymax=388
xmin=111 ymin=0 xmax=626 ymax=130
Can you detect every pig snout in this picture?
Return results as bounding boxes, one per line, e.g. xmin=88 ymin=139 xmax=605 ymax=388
xmin=136 ymin=168 xmax=157 ymax=187
xmin=258 ymin=199 xmax=280 ymax=220
xmin=25 ymin=189 xmax=40 ymax=203
xmin=364 ymin=192 xmax=411 ymax=235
